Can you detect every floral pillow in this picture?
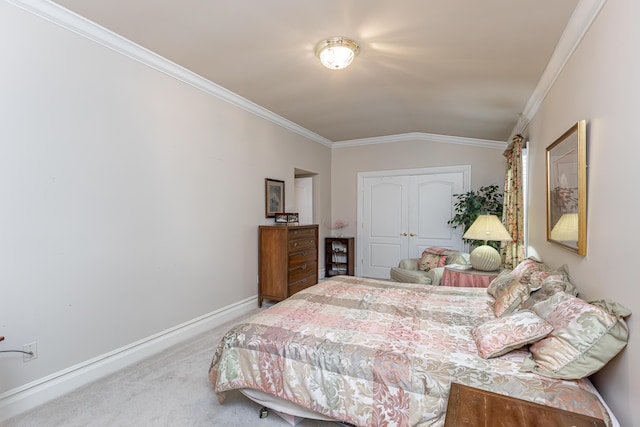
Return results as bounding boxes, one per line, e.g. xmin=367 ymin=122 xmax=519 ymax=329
xmin=493 ymin=277 xmax=541 ymax=317
xmin=418 ymin=249 xmax=449 ymax=271
xmin=522 ymin=292 xmax=631 ymax=379
xmin=524 ymin=264 xmax=571 ymax=287
xmin=511 ymin=258 xmax=546 ymax=277
xmin=487 ymin=270 xmax=515 ymax=298
xmin=520 ymin=273 xmax=578 ymax=310
xmin=472 ymin=310 xmax=553 ymax=359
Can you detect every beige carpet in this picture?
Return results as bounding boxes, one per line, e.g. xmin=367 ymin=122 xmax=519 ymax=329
xmin=3 ymin=308 xmax=339 ymax=427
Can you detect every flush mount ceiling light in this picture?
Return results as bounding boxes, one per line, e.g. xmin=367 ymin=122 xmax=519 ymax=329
xmin=315 ymin=36 xmax=360 ymax=70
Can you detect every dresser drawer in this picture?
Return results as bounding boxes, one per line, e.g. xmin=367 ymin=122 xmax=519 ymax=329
xmin=289 ymin=247 xmax=317 ymax=267
xmin=288 ymin=236 xmax=316 ymax=252
xmin=289 ymin=275 xmax=315 ymax=296
xmin=288 ymin=261 xmax=316 ymax=283
xmin=288 ymin=227 xmax=316 ymax=240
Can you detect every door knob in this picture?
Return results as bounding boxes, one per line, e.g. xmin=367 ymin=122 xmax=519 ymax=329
xmin=409 ymin=233 xmax=416 ymax=236
xmin=400 ymin=232 xmax=408 ymax=236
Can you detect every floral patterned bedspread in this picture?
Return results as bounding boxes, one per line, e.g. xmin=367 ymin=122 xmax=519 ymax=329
xmin=209 ymin=276 xmax=610 ymax=427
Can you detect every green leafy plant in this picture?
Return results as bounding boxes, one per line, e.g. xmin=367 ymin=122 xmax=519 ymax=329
xmin=447 ymin=184 xmax=504 ymax=249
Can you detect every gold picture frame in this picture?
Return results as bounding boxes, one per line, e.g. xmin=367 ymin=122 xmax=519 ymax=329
xmin=546 ymin=120 xmax=587 ymax=255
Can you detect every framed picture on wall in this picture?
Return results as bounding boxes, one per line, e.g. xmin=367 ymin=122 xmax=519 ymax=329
xmin=265 ymin=178 xmax=285 ymax=218
xmin=546 ymin=120 xmax=587 ymax=255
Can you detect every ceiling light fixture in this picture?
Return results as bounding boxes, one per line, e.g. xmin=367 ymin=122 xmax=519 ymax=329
xmin=315 ymin=37 xmax=359 ymax=70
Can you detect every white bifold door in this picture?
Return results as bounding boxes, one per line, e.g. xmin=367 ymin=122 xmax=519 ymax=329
xmin=358 ymin=166 xmax=470 ymax=279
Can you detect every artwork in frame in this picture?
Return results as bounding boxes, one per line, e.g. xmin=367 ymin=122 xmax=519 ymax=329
xmin=546 ymin=120 xmax=587 ymax=255
xmin=274 ymin=213 xmax=288 ymax=224
xmin=274 ymin=212 xmax=299 ymax=225
xmin=265 ymin=178 xmax=285 ymax=218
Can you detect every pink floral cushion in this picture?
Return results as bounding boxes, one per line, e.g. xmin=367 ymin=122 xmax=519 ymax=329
xmin=487 ymin=270 xmax=516 ymax=298
xmin=521 ymin=273 xmax=578 ymax=310
xmin=493 ymin=277 xmax=541 ymax=317
xmin=418 ymin=253 xmax=445 ymax=271
xmin=511 ymin=258 xmax=544 ymax=277
xmin=472 ymin=310 xmax=553 ymax=359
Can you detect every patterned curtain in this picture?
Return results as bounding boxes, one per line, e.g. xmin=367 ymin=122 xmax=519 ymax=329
xmin=501 ymin=135 xmax=525 ymax=269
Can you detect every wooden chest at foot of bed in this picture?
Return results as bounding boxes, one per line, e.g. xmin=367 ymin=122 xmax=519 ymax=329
xmin=444 ymin=383 xmax=606 ymax=427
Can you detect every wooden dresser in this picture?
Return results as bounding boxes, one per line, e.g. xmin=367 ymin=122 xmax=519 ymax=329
xmin=258 ymin=224 xmax=318 ymax=307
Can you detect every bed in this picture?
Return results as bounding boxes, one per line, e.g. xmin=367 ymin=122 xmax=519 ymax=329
xmin=209 ymin=275 xmax=620 ymax=426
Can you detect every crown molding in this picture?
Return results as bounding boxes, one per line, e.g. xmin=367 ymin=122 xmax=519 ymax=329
xmin=333 ymin=132 xmax=507 ymax=149
xmin=512 ymin=0 xmax=607 ymax=137
xmin=6 ymin=0 xmax=334 ymax=148
xmin=9 ymin=0 xmax=605 ymax=150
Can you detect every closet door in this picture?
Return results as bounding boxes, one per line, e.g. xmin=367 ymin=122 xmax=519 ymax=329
xmin=359 ymin=167 xmax=468 ymax=279
xmin=361 ymin=176 xmax=409 ymax=279
xmin=409 ymin=172 xmax=464 ymax=258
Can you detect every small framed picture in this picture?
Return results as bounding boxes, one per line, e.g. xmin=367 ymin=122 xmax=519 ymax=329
xmin=274 ymin=213 xmax=288 ymax=224
xmin=265 ymin=178 xmax=285 ymax=218
xmin=287 ymin=213 xmax=299 ymax=223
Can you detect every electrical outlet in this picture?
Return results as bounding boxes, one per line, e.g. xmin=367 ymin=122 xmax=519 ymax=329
xmin=23 ymin=342 xmax=38 ymax=362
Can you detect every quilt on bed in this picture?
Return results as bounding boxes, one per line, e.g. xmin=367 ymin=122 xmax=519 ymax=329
xmin=209 ymin=276 xmax=610 ymax=427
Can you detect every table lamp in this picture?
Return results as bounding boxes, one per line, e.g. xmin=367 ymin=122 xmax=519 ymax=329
xmin=463 ymin=214 xmax=513 ymax=271
xmin=550 ymin=213 xmax=579 ymax=241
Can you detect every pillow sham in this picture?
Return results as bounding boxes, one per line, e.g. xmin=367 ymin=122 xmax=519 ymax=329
xmin=487 ymin=270 xmax=515 ymax=298
xmin=511 ymin=258 xmax=546 ymax=277
xmin=522 ymin=292 xmax=631 ymax=379
xmin=524 ymin=264 xmax=571 ymax=287
xmin=520 ymin=273 xmax=578 ymax=310
xmin=493 ymin=277 xmax=541 ymax=317
xmin=472 ymin=310 xmax=553 ymax=359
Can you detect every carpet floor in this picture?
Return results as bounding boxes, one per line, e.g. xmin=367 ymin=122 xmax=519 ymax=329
xmin=3 ymin=308 xmax=339 ymax=427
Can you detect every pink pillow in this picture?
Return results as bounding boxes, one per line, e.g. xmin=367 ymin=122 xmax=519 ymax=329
xmin=418 ymin=252 xmax=447 ymax=271
xmin=473 ymin=310 xmax=553 ymax=359
xmin=511 ymin=259 xmax=543 ymax=277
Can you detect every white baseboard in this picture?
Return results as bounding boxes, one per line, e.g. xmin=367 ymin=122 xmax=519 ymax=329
xmin=0 ymin=295 xmax=258 ymax=423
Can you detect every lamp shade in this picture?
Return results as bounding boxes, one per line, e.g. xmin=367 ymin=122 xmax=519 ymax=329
xmin=550 ymin=213 xmax=579 ymax=241
xmin=463 ymin=215 xmax=513 ymax=243
xmin=463 ymin=215 xmax=512 ymax=272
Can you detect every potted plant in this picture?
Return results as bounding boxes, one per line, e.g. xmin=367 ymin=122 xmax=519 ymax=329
xmin=447 ymin=185 xmax=504 ymax=249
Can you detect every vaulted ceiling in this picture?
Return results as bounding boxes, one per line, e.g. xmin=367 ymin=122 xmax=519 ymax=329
xmin=51 ymin=0 xmax=583 ymax=144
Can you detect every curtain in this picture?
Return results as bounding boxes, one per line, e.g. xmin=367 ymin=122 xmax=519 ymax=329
xmin=501 ymin=134 xmax=525 ymax=269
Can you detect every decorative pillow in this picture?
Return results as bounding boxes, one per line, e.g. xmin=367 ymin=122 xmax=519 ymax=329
xmin=472 ymin=310 xmax=553 ymax=359
xmin=522 ymin=292 xmax=631 ymax=379
xmin=511 ymin=258 xmax=546 ymax=277
xmin=422 ymin=246 xmax=456 ymax=256
xmin=493 ymin=277 xmax=541 ymax=317
xmin=524 ymin=264 xmax=571 ymax=288
xmin=487 ymin=270 xmax=515 ymax=298
xmin=520 ymin=273 xmax=578 ymax=310
xmin=418 ymin=248 xmax=450 ymax=271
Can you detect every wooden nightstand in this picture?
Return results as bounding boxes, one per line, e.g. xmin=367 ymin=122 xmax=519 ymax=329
xmin=444 ymin=383 xmax=606 ymax=427
xmin=442 ymin=265 xmax=499 ymax=288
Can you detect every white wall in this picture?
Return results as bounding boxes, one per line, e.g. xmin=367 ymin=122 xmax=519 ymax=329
xmin=331 ymin=138 xmax=506 ymax=238
xmin=0 ymin=0 xmax=331 ymax=408
xmin=527 ymin=0 xmax=638 ymax=424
